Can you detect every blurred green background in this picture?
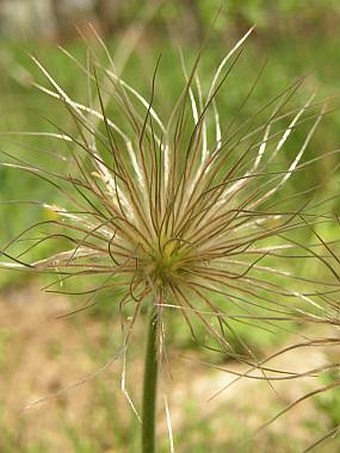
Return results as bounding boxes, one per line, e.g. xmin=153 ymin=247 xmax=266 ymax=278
xmin=0 ymin=1 xmax=339 ymax=452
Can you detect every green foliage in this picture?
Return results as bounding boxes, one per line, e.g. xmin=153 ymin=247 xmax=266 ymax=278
xmin=314 ymin=371 xmax=340 ymax=428
xmin=153 ymin=0 xmax=340 ymax=38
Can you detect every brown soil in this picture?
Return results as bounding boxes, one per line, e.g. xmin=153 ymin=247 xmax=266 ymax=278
xmin=0 ymin=281 xmax=338 ymax=452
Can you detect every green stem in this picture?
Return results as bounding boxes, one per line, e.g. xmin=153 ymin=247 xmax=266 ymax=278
xmin=142 ymin=302 xmax=159 ymax=453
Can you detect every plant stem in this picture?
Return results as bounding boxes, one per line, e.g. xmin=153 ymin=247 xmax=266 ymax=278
xmin=142 ymin=301 xmax=159 ymax=453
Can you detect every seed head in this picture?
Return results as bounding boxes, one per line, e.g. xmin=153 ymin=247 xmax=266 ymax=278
xmin=1 ymin=30 xmax=339 ymax=359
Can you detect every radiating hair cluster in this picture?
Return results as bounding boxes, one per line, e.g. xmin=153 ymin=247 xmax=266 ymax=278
xmin=1 ymin=31 xmax=339 ymax=360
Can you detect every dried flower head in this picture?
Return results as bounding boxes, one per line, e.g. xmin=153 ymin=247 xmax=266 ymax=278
xmin=1 ymin=30 xmax=339 ymax=450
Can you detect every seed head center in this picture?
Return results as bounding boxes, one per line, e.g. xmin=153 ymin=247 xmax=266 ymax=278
xmin=139 ymin=237 xmax=191 ymax=289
